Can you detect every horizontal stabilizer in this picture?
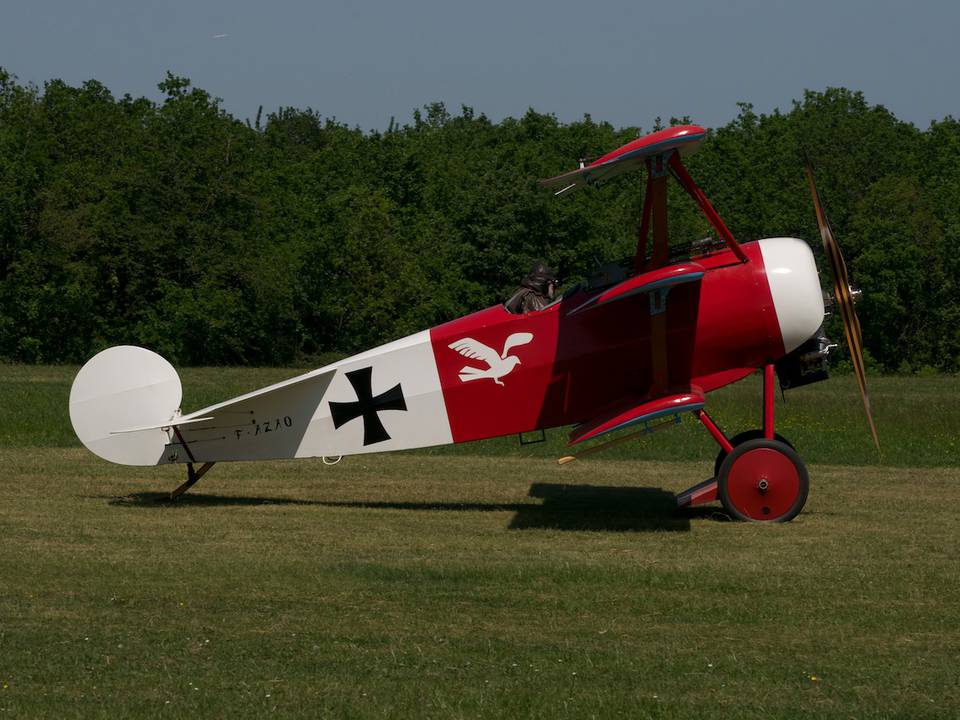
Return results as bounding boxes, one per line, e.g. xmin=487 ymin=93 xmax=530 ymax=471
xmin=111 ymin=416 xmax=214 ymax=434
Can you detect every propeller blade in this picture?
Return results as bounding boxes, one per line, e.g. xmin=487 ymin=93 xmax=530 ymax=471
xmin=804 ymin=165 xmax=880 ymax=452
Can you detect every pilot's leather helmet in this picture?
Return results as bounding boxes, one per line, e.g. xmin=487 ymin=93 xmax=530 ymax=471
xmin=522 ymin=261 xmax=558 ymax=294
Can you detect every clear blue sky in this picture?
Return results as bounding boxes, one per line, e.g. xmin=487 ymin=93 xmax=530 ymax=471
xmin=3 ymin=0 xmax=956 ymax=131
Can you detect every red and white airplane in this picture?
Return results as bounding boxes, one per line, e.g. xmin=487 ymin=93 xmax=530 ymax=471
xmin=69 ymin=125 xmax=878 ymax=522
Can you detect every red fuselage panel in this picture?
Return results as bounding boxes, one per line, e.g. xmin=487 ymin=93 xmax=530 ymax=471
xmin=431 ymin=241 xmax=785 ymax=444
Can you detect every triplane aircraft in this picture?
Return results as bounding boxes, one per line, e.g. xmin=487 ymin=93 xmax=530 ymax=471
xmin=70 ymin=124 xmax=879 ymax=522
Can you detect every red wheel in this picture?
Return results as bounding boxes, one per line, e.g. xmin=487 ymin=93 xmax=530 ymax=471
xmin=717 ymin=439 xmax=808 ymax=523
xmin=713 ymin=429 xmax=795 ymax=477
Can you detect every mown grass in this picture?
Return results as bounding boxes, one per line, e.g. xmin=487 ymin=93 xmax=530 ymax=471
xmin=2 ymin=366 xmax=959 ymax=718
xmin=2 ymin=451 xmax=959 ymax=719
xmin=3 ymin=364 xmax=958 ymax=467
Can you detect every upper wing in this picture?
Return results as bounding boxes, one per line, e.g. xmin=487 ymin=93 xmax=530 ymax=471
xmin=448 ymin=338 xmax=500 ymax=367
xmin=501 ymin=332 xmax=533 ymax=358
xmin=539 ymin=163 xmax=622 ymax=197
xmin=540 ymin=125 xmax=706 ymax=197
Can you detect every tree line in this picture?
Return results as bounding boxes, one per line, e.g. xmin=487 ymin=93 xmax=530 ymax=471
xmin=1 ymin=69 xmax=958 ymax=372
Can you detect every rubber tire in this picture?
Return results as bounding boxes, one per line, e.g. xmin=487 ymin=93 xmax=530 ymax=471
xmin=714 ymin=430 xmax=795 ymax=478
xmin=717 ymin=438 xmax=809 ymax=523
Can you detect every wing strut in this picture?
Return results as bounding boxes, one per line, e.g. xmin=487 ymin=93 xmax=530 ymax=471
xmin=635 ymin=171 xmax=653 ymax=273
xmin=634 ymin=154 xmax=671 ymax=272
xmin=668 ymin=153 xmax=748 ymax=264
xmin=635 ymin=152 xmax=673 ymax=393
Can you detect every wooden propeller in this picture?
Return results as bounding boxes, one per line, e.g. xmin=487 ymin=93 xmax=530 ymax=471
xmin=804 ymin=165 xmax=880 ymax=452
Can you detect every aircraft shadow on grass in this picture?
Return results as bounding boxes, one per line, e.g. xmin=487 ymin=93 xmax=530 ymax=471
xmin=106 ymin=482 xmax=728 ymax=532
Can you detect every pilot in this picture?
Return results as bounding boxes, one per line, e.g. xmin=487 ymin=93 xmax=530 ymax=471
xmin=505 ymin=261 xmax=558 ymax=314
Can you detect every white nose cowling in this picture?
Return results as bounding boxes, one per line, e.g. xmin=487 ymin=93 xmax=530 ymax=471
xmin=758 ymin=237 xmax=825 ymax=355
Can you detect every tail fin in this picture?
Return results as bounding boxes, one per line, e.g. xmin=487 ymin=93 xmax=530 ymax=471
xmin=69 ymin=346 xmax=182 ymax=466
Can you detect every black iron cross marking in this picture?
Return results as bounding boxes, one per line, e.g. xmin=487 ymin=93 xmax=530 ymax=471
xmin=328 ymin=367 xmax=407 ymax=446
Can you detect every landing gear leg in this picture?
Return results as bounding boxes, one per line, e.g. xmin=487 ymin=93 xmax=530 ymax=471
xmin=170 ymin=461 xmax=215 ymax=500
xmin=168 ymin=427 xmax=215 ymax=500
xmin=676 ymin=364 xmax=809 ymax=522
xmin=675 ymin=408 xmax=730 ymax=509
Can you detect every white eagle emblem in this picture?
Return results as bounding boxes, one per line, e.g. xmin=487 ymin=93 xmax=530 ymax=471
xmin=448 ymin=333 xmax=534 ymax=386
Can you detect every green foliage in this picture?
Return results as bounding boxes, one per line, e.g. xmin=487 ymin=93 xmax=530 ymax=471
xmin=1 ymin=71 xmax=958 ymax=370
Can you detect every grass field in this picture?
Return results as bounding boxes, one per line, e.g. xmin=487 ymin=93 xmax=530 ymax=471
xmin=2 ymin=366 xmax=960 ymax=718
